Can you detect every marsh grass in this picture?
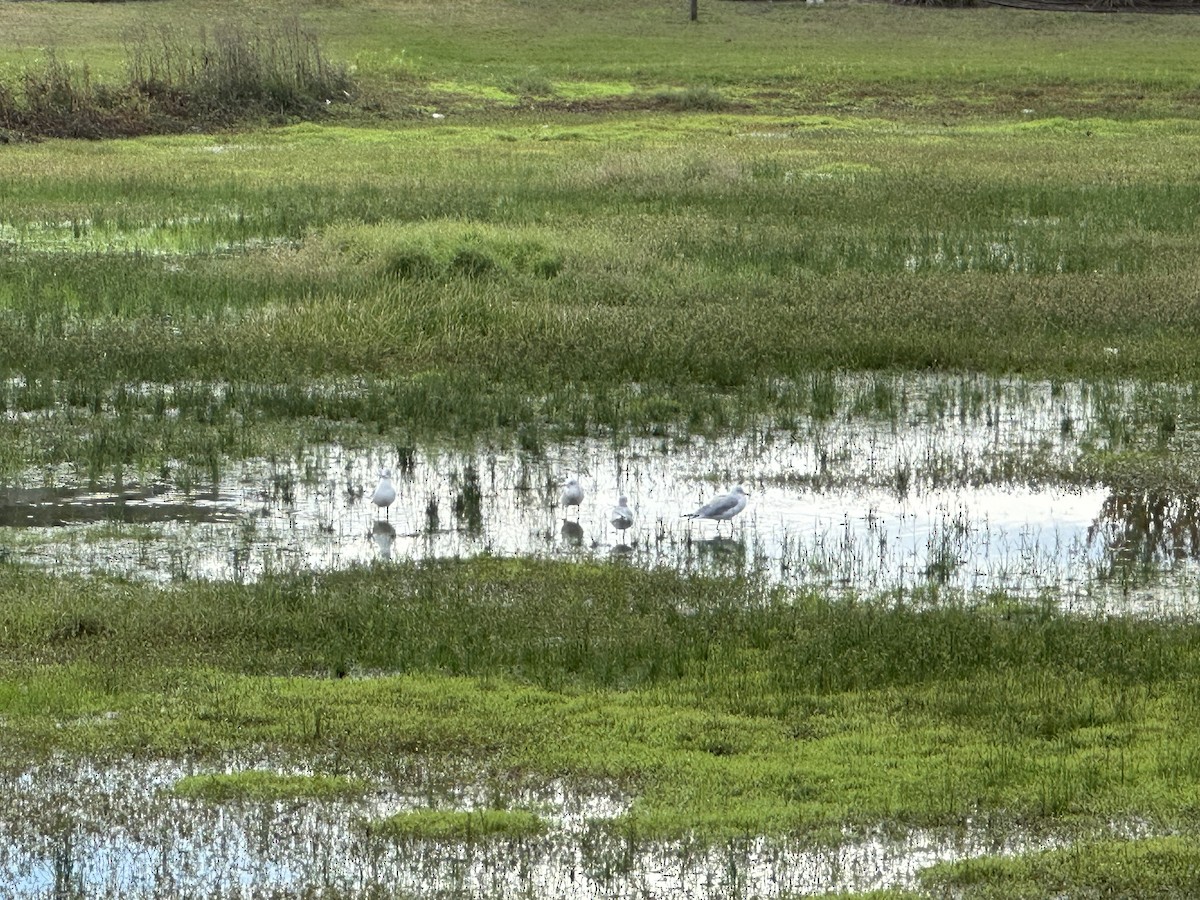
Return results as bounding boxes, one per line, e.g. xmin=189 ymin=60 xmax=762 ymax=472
xmin=368 ymin=808 xmax=547 ymax=841
xmin=0 ymin=51 xmax=142 ymax=139
xmin=0 ymin=19 xmax=351 ymax=138
xmin=4 ymin=116 xmax=1200 ymax=463
xmin=920 ymin=836 xmax=1200 ymax=899
xmin=171 ymin=771 xmax=367 ymax=802
xmin=451 ymin=463 xmax=484 ymax=533
xmin=0 ymin=366 xmax=1187 ymax=492
xmin=652 ymin=85 xmax=732 ymax=111
xmin=4 ymin=559 xmax=1200 ymax=838
xmin=3 ymin=2 xmax=1200 ymax=891
xmin=125 ymin=20 xmax=352 ymax=118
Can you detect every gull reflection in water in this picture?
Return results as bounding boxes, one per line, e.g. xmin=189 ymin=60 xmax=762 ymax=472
xmin=560 ymin=519 xmax=584 ymax=546
xmin=371 ymin=520 xmax=396 ymax=560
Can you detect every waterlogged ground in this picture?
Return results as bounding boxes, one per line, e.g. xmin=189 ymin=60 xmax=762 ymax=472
xmin=1 ymin=755 xmax=1140 ymax=899
xmin=4 ymin=371 xmax=1199 ymax=897
xmin=1 ymin=374 xmax=1195 ymax=613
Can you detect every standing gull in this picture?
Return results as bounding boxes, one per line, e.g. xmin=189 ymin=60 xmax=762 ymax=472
xmin=610 ymin=495 xmax=634 ymax=537
xmin=560 ymin=478 xmax=584 ymax=517
xmin=372 ymin=467 xmax=397 ymax=519
xmin=683 ymin=485 xmax=749 ymax=532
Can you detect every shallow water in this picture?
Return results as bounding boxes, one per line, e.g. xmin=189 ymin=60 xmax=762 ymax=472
xmin=0 ymin=483 xmax=240 ymax=529
xmin=0 ymin=755 xmax=1138 ymax=899
xmin=0 ymin=373 xmax=1191 ymax=897
xmin=2 ymin=374 xmax=1198 ymax=613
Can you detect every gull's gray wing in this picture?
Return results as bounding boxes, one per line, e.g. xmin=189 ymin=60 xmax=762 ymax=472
xmin=690 ymin=492 xmax=738 ymax=519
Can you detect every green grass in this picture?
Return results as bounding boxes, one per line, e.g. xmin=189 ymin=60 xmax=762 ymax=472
xmin=3 ymin=0 xmax=1199 ymax=120
xmin=0 ymin=6 xmax=1198 ymax=461
xmin=920 ymin=836 xmax=1200 ymax=899
xmin=171 ymin=770 xmax=367 ymax=801
xmin=368 ymin=808 xmax=548 ymax=841
xmin=3 ymin=116 xmax=1200 ymax=475
xmin=3 ymin=558 xmax=1200 ymax=842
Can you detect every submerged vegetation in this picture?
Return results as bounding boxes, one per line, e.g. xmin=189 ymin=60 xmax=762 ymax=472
xmin=369 ymin=808 xmax=548 ymax=842
xmin=171 ymin=771 xmax=367 ymax=802
xmin=2 ymin=0 xmax=1200 ymax=895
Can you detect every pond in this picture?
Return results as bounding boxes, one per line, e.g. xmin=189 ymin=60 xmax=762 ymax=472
xmin=2 ymin=373 xmax=1196 ymax=614
xmin=0 ymin=755 xmax=1144 ymax=899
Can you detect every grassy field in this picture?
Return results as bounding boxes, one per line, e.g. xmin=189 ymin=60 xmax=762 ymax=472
xmin=6 ymin=559 xmax=1200 ymax=891
xmin=2 ymin=114 xmax=1200 ymax=482
xmin=2 ymin=0 xmax=1198 ymax=118
xmin=1 ymin=0 xmax=1200 ymax=475
xmin=2 ymin=0 xmax=1200 ymax=895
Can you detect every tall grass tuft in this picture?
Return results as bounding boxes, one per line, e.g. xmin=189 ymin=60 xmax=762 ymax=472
xmin=125 ymin=20 xmax=353 ymax=120
xmin=651 ymin=86 xmax=730 ymax=111
xmin=0 ymin=52 xmax=145 ymax=139
xmin=0 ymin=20 xmax=353 ymax=138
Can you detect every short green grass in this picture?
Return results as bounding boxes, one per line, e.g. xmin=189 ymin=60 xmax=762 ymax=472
xmin=3 ymin=0 xmax=1199 ymax=120
xmin=3 ymin=558 xmax=1200 ymax=844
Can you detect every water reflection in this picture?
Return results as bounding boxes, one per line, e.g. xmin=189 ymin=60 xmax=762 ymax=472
xmin=371 ymin=521 xmax=396 ymax=561
xmin=1088 ymin=490 xmax=1200 ymax=582
xmin=0 ymin=484 xmax=239 ymax=528
xmin=0 ymin=757 xmax=1147 ymax=899
xmin=560 ymin=519 xmax=584 ymax=547
xmin=1 ymin=375 xmax=1199 ymax=612
xmin=0 ymin=445 xmax=1123 ymax=604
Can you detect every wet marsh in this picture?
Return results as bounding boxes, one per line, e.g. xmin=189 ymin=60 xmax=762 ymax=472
xmin=4 ymin=0 xmax=1200 ymax=896
xmin=5 ymin=373 xmax=1200 ymax=618
xmin=0 ymin=756 xmax=1129 ymax=898
xmin=4 ymin=562 xmax=1200 ymax=897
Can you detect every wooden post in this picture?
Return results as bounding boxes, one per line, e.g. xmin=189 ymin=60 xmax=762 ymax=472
xmin=690 ymin=0 xmax=698 ymax=20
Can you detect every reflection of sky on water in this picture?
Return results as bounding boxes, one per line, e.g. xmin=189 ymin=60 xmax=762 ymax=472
xmin=0 ymin=375 xmax=1197 ymax=610
xmin=1 ymin=756 xmax=1137 ymax=899
xmin=0 ymin=441 xmax=1105 ymax=594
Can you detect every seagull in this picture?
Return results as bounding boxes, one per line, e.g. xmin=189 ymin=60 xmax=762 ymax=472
xmin=372 ymin=468 xmax=397 ymax=519
xmin=610 ymin=495 xmax=634 ymax=535
xmin=560 ymin=478 xmax=584 ymax=516
xmin=683 ymin=485 xmax=749 ymax=532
